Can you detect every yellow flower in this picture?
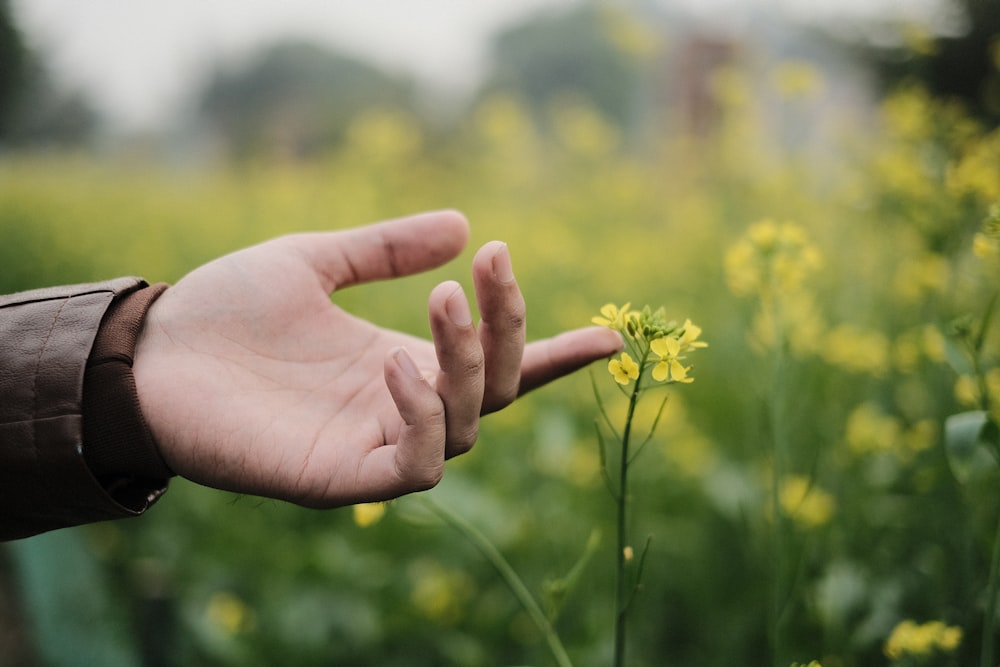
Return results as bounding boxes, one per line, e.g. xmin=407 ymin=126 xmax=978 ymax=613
xmin=884 ymin=619 xmax=962 ymax=660
xmin=353 ymin=502 xmax=386 ymax=527
xmin=592 ymin=302 xmax=633 ymax=331
xmin=206 ymin=592 xmax=255 ymax=636
xmin=955 ymin=368 xmax=1000 ymax=408
xmin=608 ymin=352 xmax=640 ymax=385
xmin=410 ymin=560 xmax=475 ymax=623
xmin=679 ymin=319 xmax=709 ymax=351
xmin=779 ymin=476 xmax=835 ymax=528
xmin=725 ymin=220 xmax=822 ymax=297
xmin=822 ymin=324 xmax=890 ymax=376
xmin=845 ymin=402 xmax=900 ymax=456
xmin=650 ymin=337 xmax=693 ymax=383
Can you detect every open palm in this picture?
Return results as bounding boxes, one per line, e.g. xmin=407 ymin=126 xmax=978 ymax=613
xmin=132 ymin=211 xmax=622 ymax=508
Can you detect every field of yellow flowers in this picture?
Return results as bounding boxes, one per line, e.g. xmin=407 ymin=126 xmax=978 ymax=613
xmin=2 ymin=63 xmax=999 ymax=667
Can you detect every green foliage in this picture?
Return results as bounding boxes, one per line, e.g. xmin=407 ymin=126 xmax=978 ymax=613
xmin=945 ymin=411 xmax=998 ymax=487
xmin=2 ymin=62 xmax=1000 ymax=665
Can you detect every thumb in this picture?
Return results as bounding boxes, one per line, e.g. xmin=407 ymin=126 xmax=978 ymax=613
xmin=285 ymin=210 xmax=470 ymax=293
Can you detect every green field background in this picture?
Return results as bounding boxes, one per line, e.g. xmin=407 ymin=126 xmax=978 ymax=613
xmin=2 ymin=76 xmax=999 ymax=666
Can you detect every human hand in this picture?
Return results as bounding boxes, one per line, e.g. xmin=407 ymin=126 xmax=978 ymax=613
xmin=132 ymin=210 xmax=623 ymax=507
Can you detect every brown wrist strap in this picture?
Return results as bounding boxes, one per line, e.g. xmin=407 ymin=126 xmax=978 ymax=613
xmin=83 ymin=282 xmax=173 ymax=482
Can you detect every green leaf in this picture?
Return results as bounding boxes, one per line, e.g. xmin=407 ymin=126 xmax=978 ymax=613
xmin=945 ymin=411 xmax=999 ymax=487
xmin=942 ymin=328 xmax=973 ymax=375
xmin=542 ymin=529 xmax=601 ymax=622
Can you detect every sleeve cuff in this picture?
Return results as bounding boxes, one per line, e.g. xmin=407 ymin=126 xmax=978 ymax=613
xmin=83 ymin=282 xmax=173 ymax=510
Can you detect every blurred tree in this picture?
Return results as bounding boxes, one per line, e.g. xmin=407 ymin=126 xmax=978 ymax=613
xmin=479 ymin=2 xmax=662 ymax=136
xmin=196 ymin=40 xmax=418 ymax=161
xmin=0 ymin=0 xmax=29 ymax=137
xmin=0 ymin=0 xmax=99 ymax=149
xmin=870 ymin=0 xmax=1000 ymax=124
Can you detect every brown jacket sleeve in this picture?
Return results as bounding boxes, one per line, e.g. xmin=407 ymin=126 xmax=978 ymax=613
xmin=0 ymin=278 xmax=172 ymax=541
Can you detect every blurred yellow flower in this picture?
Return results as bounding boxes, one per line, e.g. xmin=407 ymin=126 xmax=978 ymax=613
xmin=922 ymin=325 xmax=948 ymax=363
xmin=893 ymin=252 xmax=949 ymax=303
xmin=710 ymin=66 xmax=752 ymax=110
xmin=770 ymin=60 xmax=825 ymax=100
xmin=974 ymin=204 xmax=1000 ymax=257
xmin=892 ymin=332 xmax=922 ymax=373
xmin=609 ymin=352 xmax=640 ymax=385
xmin=876 ymin=148 xmax=932 ymax=198
xmin=974 ymin=232 xmax=999 ymax=258
xmin=846 ymin=402 xmax=900 ymax=456
xmin=346 ymin=109 xmax=423 ymax=162
xmin=550 ymin=98 xmax=620 ymax=158
xmin=955 ymin=369 xmax=1000 ymax=410
xmin=822 ymin=325 xmax=890 ymax=376
xmin=845 ymin=403 xmax=937 ymax=462
xmin=601 ymin=4 xmax=661 ymax=59
xmin=779 ymin=476 xmax=835 ymax=528
xmin=884 ymin=619 xmax=962 ymax=660
xmin=206 ymin=591 xmax=255 ymax=636
xmin=353 ymin=502 xmax=386 ymax=527
xmin=410 ymin=561 xmax=475 ymax=623
xmin=725 ymin=220 xmax=822 ymax=297
xmin=473 ymin=94 xmax=537 ymax=152
xmin=945 ymin=129 xmax=1000 ymax=202
xmin=902 ymin=419 xmax=937 ymax=457
xmin=881 ymin=86 xmax=934 ymax=140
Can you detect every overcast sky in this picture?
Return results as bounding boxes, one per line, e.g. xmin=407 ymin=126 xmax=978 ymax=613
xmin=11 ymin=0 xmax=947 ymax=132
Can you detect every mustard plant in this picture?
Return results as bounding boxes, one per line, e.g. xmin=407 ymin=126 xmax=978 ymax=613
xmin=942 ymin=218 xmax=998 ymax=667
xmin=591 ymin=303 xmax=706 ymax=667
xmin=725 ymin=220 xmax=823 ymax=664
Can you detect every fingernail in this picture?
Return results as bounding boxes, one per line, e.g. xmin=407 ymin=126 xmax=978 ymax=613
xmin=393 ymin=347 xmax=424 ymax=380
xmin=445 ymin=285 xmax=473 ymax=327
xmin=492 ymin=243 xmax=515 ymax=284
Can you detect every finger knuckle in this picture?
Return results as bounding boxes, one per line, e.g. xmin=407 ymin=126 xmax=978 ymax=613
xmin=448 ymin=426 xmax=479 ymax=455
xmin=412 ymin=468 xmax=444 ymax=492
xmin=490 ymin=299 xmax=526 ymax=332
xmin=486 ymin=384 xmax=519 ymax=411
xmin=506 ymin=304 xmax=526 ymax=331
xmin=399 ymin=462 xmax=444 ymax=493
xmin=460 ymin=349 xmax=486 ymax=376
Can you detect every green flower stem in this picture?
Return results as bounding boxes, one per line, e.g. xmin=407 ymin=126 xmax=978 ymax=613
xmin=768 ymin=297 xmax=792 ymax=667
xmin=981 ymin=510 xmax=1000 ymax=667
xmin=614 ymin=373 xmax=642 ymax=667
xmin=975 ymin=297 xmax=1000 ymax=667
xmin=424 ymin=497 xmax=574 ymax=667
